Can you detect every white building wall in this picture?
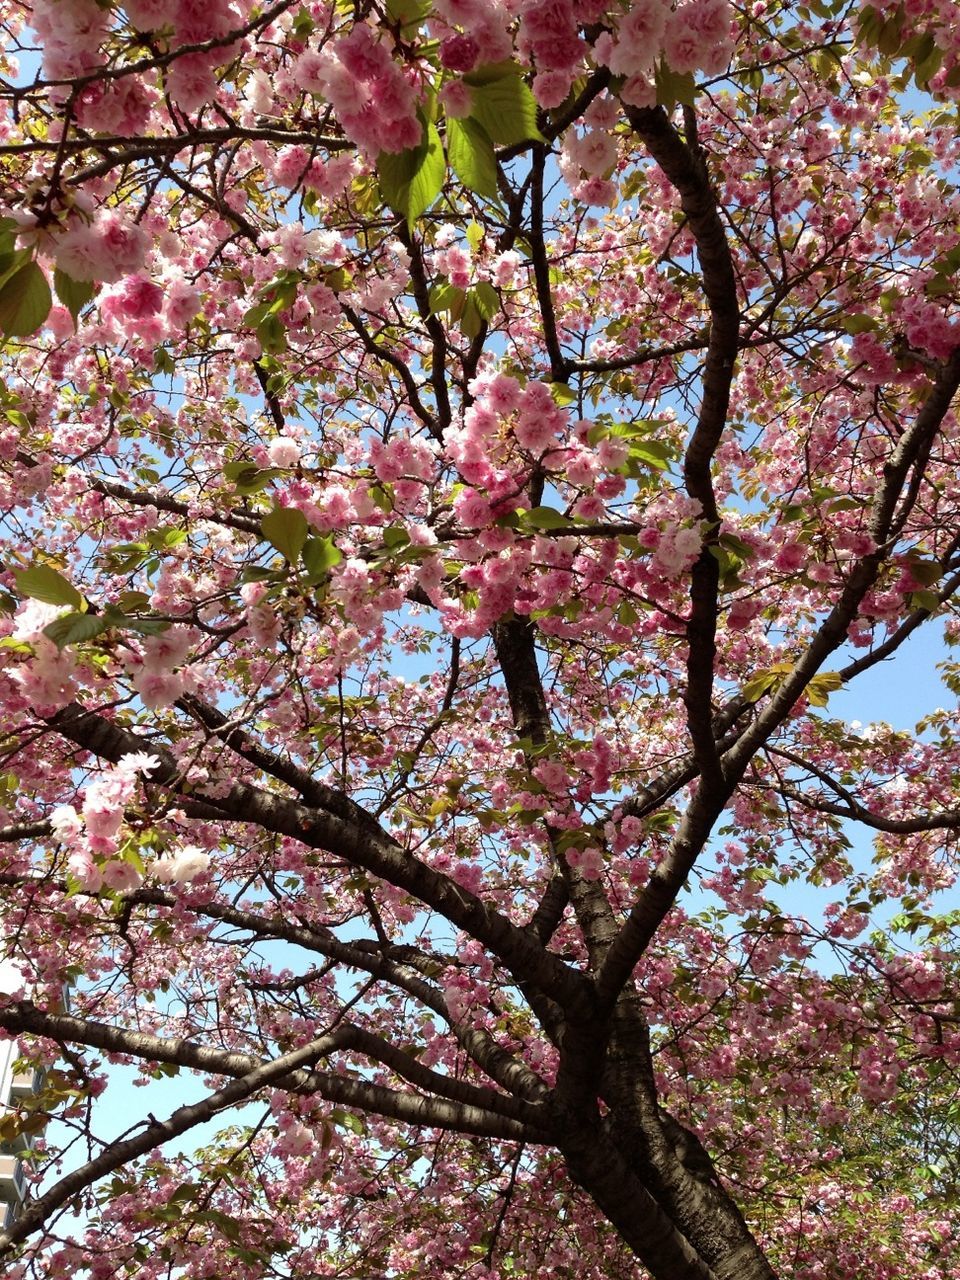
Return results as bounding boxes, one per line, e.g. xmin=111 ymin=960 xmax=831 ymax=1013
xmin=0 ymin=958 xmax=32 ymax=1227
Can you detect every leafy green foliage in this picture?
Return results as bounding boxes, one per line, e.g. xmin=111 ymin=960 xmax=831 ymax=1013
xmin=463 ymin=64 xmax=545 ymax=147
xmin=447 ymin=117 xmax=500 ymax=200
xmin=378 ymin=122 xmax=445 ymax=230
xmin=262 ymin=505 xmax=309 ymax=563
xmin=14 ymin=564 xmax=84 ymax=609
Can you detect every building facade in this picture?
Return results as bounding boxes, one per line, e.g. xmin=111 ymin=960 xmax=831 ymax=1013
xmin=0 ymin=960 xmax=42 ymax=1228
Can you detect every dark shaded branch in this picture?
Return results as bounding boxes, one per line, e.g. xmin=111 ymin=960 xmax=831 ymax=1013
xmin=176 ymin=692 xmax=382 ymax=834
xmin=726 ymin=347 xmax=960 ymax=772
xmin=525 ymin=872 xmax=569 ymax=946
xmin=597 ymin=349 xmax=960 ymax=1009
xmin=0 ymin=822 xmax=51 ymax=842
xmin=0 ymin=1024 xmax=353 ymax=1257
xmin=14 ymin=450 xmax=262 ymax=536
xmin=561 ymin=1121 xmax=721 ymax=1280
xmin=0 ymin=1003 xmax=549 ymax=1132
xmin=395 ymin=225 xmax=452 ymax=435
xmin=623 ymin=102 xmax=739 ymax=789
xmin=769 ymin=746 xmax=960 ymax=834
xmin=47 ymin=700 xmax=592 ymax=1017
xmin=839 ymin=562 xmax=960 ymax=684
xmin=0 ymin=124 xmax=350 ymax=159
xmin=340 ymin=302 xmax=438 ymax=435
xmin=528 ymin=146 xmax=567 ymax=382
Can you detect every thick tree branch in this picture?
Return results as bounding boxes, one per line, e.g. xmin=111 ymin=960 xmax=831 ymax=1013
xmin=597 ymin=348 xmax=960 ymax=1008
xmin=0 ymin=1003 xmax=550 ymax=1132
xmin=176 ymin=692 xmax=383 ymax=834
xmin=770 ymin=746 xmax=960 ymax=834
xmin=623 ymin=102 xmax=739 ymax=789
xmin=47 ymin=701 xmax=593 ymax=1017
xmin=0 ymin=1024 xmax=352 ymax=1257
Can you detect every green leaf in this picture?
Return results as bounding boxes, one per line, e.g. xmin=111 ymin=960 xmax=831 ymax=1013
xmin=0 ymin=218 xmax=17 ymax=258
xmin=459 ymin=292 xmax=483 ymax=339
xmin=522 ymin=506 xmax=570 ymax=530
xmin=741 ymin=670 xmax=780 ymax=703
xmin=906 ymin=558 xmax=942 ymax=586
xmin=467 ymin=72 xmax=544 ymax=147
xmin=329 ymin=1108 xmax=365 ymax=1135
xmin=386 ymin=0 xmax=429 ymax=24
xmin=14 ymin=564 xmax=83 ymax=609
xmin=628 ymin=439 xmax=673 ymax=471
xmin=876 ymin=12 xmax=903 ymax=56
xmin=807 ymin=671 xmax=843 ymax=708
xmin=447 ymin=116 xmax=499 ymax=200
xmin=429 ymin=282 xmax=466 ymax=318
xmin=654 ymin=63 xmax=698 ymax=109
xmin=262 ymin=505 xmax=309 ymax=563
xmin=302 ymin=535 xmax=342 ymax=581
xmin=377 ymin=122 xmax=445 ymax=231
xmin=223 ymin=460 xmax=257 ymax=482
xmin=841 ymin=314 xmax=879 ymax=335
xmin=910 ymin=588 xmax=941 ymax=613
xmin=381 ymin=525 xmax=410 ymax=549
xmin=0 ymin=261 xmax=52 ymax=339
xmin=116 ymin=591 xmax=151 ymax=611
xmin=42 ymin=612 xmax=108 ymax=650
xmin=550 ymin=382 xmax=576 ymax=407
xmin=0 ymin=246 xmax=32 ymax=294
xmin=257 ymin=313 xmax=287 ymax=355
xmin=223 ymin=462 xmax=282 ymax=495
xmin=368 ymin=483 xmax=394 ymax=513
xmin=124 ymin=617 xmax=171 ymax=636
xmin=53 ymin=269 xmax=96 ymax=324
xmin=472 ymin=280 xmax=499 ymax=321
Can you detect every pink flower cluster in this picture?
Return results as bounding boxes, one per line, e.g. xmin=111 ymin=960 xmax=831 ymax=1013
xmin=444 ymin=374 xmax=569 ymax=505
xmin=33 ymin=0 xmax=110 ymax=80
xmin=49 ymin=755 xmax=211 ymax=893
xmin=294 ymin=24 xmax=421 ymax=155
xmin=520 ymin=0 xmax=734 ymax=108
xmin=52 ymin=211 xmax=149 ymax=285
xmin=52 ymin=753 xmax=159 ymax=893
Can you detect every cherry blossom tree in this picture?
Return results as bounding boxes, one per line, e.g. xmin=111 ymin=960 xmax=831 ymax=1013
xmin=0 ymin=0 xmax=960 ymax=1276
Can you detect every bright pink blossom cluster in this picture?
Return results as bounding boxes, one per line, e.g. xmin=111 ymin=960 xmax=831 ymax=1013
xmin=293 ymin=23 xmax=421 ymax=155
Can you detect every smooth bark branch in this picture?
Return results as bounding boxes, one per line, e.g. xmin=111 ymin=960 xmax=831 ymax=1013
xmin=15 ymin=450 xmax=262 ymax=536
xmin=47 ymin=702 xmax=593 ymax=1017
xmin=0 ymin=873 xmax=552 ymax=1107
xmin=561 ymin=1123 xmax=721 ymax=1280
xmin=598 ymin=349 xmax=960 ymax=1008
xmin=0 ymin=1026 xmax=352 ymax=1257
xmin=528 ymin=146 xmax=567 ymax=382
xmin=176 ymin=692 xmax=384 ymax=833
xmin=339 ymin=301 xmax=438 ymax=435
xmin=839 ymin=561 xmax=960 ymax=683
xmin=0 ymin=822 xmax=52 ymax=842
xmin=492 ymin=617 xmax=620 ymax=970
xmin=395 ymin=226 xmax=453 ymax=433
xmin=725 ymin=346 xmax=960 ymax=773
xmin=775 ymin=780 xmax=960 ymax=834
xmin=0 ymin=1003 xmax=550 ymax=1134
xmin=0 ymin=127 xmax=351 ymax=158
xmin=624 ymin=102 xmax=739 ymax=789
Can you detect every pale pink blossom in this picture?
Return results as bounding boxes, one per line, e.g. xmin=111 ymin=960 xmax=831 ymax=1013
xmin=268 ymin=436 xmax=301 ymax=468
xmin=154 ymin=846 xmax=211 ymax=883
xmin=102 ymin=860 xmax=143 ymax=893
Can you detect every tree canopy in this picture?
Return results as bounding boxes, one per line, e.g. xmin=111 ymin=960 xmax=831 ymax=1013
xmin=0 ymin=0 xmax=960 ymax=1276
